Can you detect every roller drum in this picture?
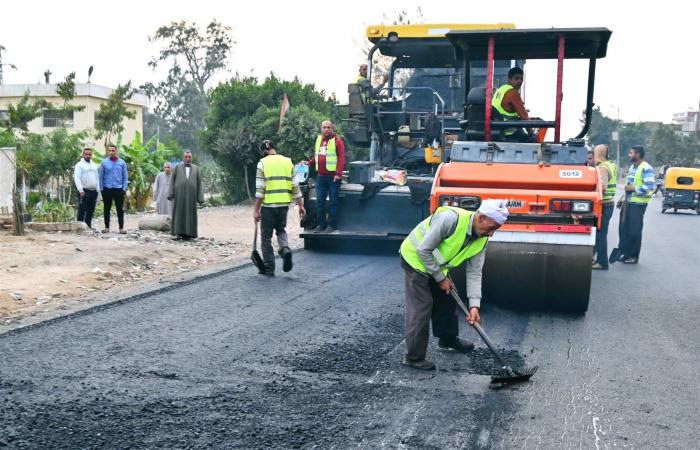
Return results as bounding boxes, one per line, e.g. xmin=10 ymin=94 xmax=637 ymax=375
xmin=452 ymin=242 xmax=592 ymax=314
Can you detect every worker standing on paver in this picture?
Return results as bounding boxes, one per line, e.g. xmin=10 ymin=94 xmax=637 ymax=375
xmin=399 ymin=200 xmax=509 ymax=370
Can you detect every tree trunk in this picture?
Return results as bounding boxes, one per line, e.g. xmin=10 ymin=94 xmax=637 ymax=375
xmin=21 ymin=173 xmax=27 ymax=206
xmin=243 ymin=164 xmax=251 ymax=200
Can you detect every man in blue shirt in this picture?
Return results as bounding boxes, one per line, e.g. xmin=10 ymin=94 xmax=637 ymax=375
xmin=611 ymin=145 xmax=654 ymax=264
xmin=98 ymin=144 xmax=129 ymax=234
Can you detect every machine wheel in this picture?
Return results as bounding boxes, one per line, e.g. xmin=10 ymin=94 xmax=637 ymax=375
xmin=661 ymin=208 xmax=666 ymax=214
xmin=696 ymin=208 xmax=700 ymax=215
xmin=674 ymin=208 xmax=678 ymax=213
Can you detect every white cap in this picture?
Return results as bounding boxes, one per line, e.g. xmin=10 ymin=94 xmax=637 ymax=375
xmin=478 ymin=199 xmax=509 ymax=225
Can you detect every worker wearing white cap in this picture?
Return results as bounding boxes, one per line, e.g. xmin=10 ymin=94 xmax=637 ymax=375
xmin=399 ymin=199 xmax=509 ymax=370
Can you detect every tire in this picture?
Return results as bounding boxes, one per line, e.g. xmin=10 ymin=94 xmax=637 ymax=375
xmin=674 ymin=208 xmax=678 ymax=213
xmin=661 ymin=208 xmax=666 ymax=214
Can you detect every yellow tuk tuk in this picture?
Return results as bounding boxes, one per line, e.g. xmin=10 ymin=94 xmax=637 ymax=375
xmin=661 ymin=167 xmax=700 ymax=214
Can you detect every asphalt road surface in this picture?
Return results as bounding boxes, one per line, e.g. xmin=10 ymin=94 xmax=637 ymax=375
xmin=1 ymin=203 xmax=698 ymax=449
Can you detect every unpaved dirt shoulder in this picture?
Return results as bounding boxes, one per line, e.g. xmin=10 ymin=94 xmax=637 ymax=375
xmin=0 ymin=204 xmax=303 ymax=333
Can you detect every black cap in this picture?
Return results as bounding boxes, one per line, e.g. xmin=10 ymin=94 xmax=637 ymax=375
xmin=259 ymin=140 xmax=273 ymax=154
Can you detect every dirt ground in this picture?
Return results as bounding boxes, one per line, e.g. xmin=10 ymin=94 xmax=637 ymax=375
xmin=0 ymin=204 xmax=303 ymax=327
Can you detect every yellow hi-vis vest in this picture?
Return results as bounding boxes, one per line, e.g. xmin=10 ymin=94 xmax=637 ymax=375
xmin=355 ymin=74 xmax=375 ymax=104
xmin=315 ymin=135 xmax=337 ymax=172
xmin=630 ymin=161 xmax=653 ymax=204
xmin=261 ymin=154 xmax=294 ymax=205
xmin=400 ymin=207 xmax=489 ymax=276
xmin=599 ymin=160 xmax=618 ymax=202
xmin=491 ymin=84 xmax=520 ymax=136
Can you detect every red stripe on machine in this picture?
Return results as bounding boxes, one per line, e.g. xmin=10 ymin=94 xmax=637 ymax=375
xmin=534 ymin=225 xmax=591 ymax=233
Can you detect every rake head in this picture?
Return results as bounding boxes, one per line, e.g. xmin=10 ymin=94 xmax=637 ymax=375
xmin=490 ymin=365 xmax=538 ymax=384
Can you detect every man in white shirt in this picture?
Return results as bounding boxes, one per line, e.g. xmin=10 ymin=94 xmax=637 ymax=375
xmin=73 ymin=147 xmax=100 ymax=229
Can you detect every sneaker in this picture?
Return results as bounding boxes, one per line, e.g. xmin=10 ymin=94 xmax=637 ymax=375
xmin=101 ymin=228 xmax=109 ymax=233
xmin=591 ymin=262 xmax=608 ymax=270
xmin=325 ymin=226 xmax=337 ymax=233
xmin=622 ymin=257 xmax=638 ymax=264
xmin=312 ymin=225 xmax=324 ymax=233
xmin=281 ymin=247 xmax=293 ymax=272
xmin=401 ymin=357 xmax=436 ymax=370
xmin=119 ymin=229 xmax=127 ymax=234
xmin=437 ymin=337 xmax=475 ymax=353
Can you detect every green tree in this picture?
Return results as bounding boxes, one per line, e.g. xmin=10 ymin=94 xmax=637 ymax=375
xmin=51 ymin=72 xmax=86 ymax=126
xmin=202 ymin=74 xmax=338 ymax=202
xmin=0 ymin=92 xmax=47 ymax=132
xmin=647 ymin=125 xmax=699 ymax=167
xmin=117 ymin=131 xmax=179 ymax=210
xmin=94 ymin=81 xmax=136 ymax=148
xmin=142 ymin=20 xmax=234 ymax=153
xmin=584 ymin=106 xmax=617 ymax=147
xmin=213 ymin=118 xmax=257 ymax=201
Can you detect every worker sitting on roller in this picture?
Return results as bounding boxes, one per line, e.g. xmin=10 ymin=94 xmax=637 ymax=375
xmin=491 ymin=67 xmax=537 ymax=143
xmin=399 ymin=199 xmax=509 ymax=370
xmin=356 ymin=63 xmax=389 ymax=103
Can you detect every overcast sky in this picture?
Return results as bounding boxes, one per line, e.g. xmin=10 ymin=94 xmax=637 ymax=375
xmin=2 ymin=0 xmax=697 ymax=138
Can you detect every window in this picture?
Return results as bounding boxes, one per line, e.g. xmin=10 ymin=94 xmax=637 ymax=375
xmin=676 ymin=176 xmax=693 ymax=185
xmin=43 ymin=110 xmax=73 ymax=128
xmin=0 ymin=110 xmax=8 ymax=122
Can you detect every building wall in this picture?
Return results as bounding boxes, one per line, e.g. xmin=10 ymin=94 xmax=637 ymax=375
xmin=0 ymin=147 xmax=16 ymax=214
xmin=0 ymin=84 xmax=145 ymax=154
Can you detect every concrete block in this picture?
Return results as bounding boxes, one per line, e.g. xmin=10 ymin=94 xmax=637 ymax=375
xmin=70 ymin=221 xmax=90 ymax=233
xmin=139 ymin=215 xmax=171 ymax=232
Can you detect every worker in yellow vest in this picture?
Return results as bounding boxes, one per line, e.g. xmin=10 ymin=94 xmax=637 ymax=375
xmin=356 ymin=63 xmax=389 ymax=103
xmin=254 ymin=140 xmax=306 ymax=276
xmin=491 ymin=67 xmax=536 ymax=142
xmin=611 ymin=145 xmax=654 ymax=265
xmin=592 ymin=144 xmax=618 ymax=270
xmin=399 ymin=199 xmax=509 ymax=370
xmin=301 ymin=120 xmax=346 ymax=233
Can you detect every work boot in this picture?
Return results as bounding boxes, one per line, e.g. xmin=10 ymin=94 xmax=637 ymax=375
xmin=437 ymin=337 xmax=475 ymax=353
xmin=591 ymin=262 xmax=608 ymax=270
xmin=281 ymin=247 xmax=293 ymax=272
xmin=402 ymin=357 xmax=436 ymax=371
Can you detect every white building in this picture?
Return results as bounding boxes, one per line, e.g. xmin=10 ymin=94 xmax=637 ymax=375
xmin=672 ymin=111 xmax=699 ymax=134
xmin=0 ymin=83 xmax=147 ymax=153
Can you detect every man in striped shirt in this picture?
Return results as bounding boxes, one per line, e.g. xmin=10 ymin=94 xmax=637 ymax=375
xmin=254 ymin=140 xmax=305 ymax=275
xmin=613 ymin=145 xmax=654 ymax=264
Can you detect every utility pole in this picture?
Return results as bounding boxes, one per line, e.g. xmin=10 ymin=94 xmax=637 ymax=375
xmin=0 ymin=45 xmax=5 ymax=85
xmin=0 ymin=45 xmax=18 ymax=85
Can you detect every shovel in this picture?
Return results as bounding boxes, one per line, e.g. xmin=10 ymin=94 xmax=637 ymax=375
xmin=448 ymin=283 xmax=537 ymax=384
xmin=251 ymin=222 xmax=265 ymax=274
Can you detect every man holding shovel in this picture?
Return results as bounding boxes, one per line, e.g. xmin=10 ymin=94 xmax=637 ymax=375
xmin=399 ymin=200 xmax=509 ymax=370
xmin=253 ymin=140 xmax=305 ymax=276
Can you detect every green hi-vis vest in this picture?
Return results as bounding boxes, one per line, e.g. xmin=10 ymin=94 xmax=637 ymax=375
xmin=599 ymin=160 xmax=618 ymax=202
xmin=355 ymin=74 xmax=375 ymax=104
xmin=491 ymin=84 xmax=520 ymax=136
xmin=262 ymin=154 xmax=294 ymax=205
xmin=630 ymin=161 xmax=653 ymax=204
xmin=400 ymin=207 xmax=489 ymax=276
xmin=315 ymin=135 xmax=337 ymax=172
